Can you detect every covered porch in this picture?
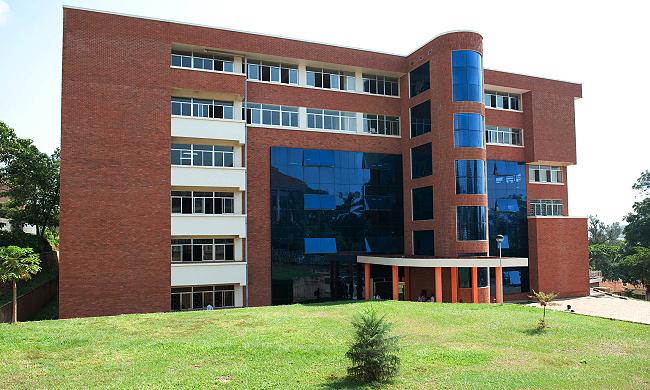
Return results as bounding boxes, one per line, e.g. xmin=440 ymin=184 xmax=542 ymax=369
xmin=358 ymin=255 xmax=528 ymax=304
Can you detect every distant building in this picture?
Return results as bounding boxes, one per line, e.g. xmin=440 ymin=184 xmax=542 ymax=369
xmin=59 ymin=7 xmax=589 ymax=318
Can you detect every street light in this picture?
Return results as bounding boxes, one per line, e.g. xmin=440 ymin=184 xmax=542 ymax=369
xmin=495 ymin=234 xmax=504 ymax=306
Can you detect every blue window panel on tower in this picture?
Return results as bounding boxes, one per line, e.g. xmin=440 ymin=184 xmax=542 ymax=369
xmin=303 ymin=150 xmax=320 ymax=166
xmin=320 ymin=195 xmax=336 ymax=210
xmin=304 ymin=194 xmax=321 ymax=209
xmin=500 ymin=235 xmax=510 ymax=249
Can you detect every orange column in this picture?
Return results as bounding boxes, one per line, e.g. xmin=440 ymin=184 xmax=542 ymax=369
xmin=451 ymin=267 xmax=458 ymax=303
xmin=434 ymin=267 xmax=442 ymax=303
xmin=404 ymin=266 xmax=410 ymax=301
xmin=495 ymin=267 xmax=502 ymax=304
xmin=392 ymin=266 xmax=399 ymax=301
xmin=364 ymin=263 xmax=370 ymax=300
xmin=471 ymin=267 xmax=478 ymax=303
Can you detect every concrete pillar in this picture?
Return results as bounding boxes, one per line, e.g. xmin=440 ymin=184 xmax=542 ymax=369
xmin=471 ymin=267 xmax=478 ymax=303
xmin=451 ymin=267 xmax=458 ymax=303
xmin=495 ymin=267 xmax=502 ymax=304
xmin=392 ymin=266 xmax=399 ymax=301
xmin=364 ymin=263 xmax=370 ymax=300
xmin=435 ymin=267 xmax=442 ymax=303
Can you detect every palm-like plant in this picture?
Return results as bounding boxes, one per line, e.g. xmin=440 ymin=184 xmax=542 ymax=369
xmin=0 ymin=246 xmax=41 ymax=323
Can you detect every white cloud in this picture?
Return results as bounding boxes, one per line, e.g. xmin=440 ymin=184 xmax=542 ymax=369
xmin=0 ymin=1 xmax=9 ymax=27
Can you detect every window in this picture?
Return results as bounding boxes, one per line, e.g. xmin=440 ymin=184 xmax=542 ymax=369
xmin=410 ymin=101 xmax=431 ymax=138
xmin=246 ymin=103 xmax=299 ymax=127
xmin=412 ymin=186 xmax=433 ymax=220
xmin=171 ymin=97 xmax=234 ymax=120
xmin=306 ymin=67 xmax=355 ymax=91
xmin=410 ymin=62 xmax=430 ymax=98
xmin=304 ymin=238 xmax=337 ymax=253
xmin=247 ymin=60 xmax=298 ymax=85
xmin=484 ymin=90 xmax=520 ymax=110
xmin=307 ymin=109 xmax=356 ymax=132
xmin=452 ymin=50 xmax=482 ymax=102
xmin=486 ymin=126 xmax=522 ymax=146
xmin=171 ymin=239 xmax=235 ymax=262
xmin=171 ymin=191 xmax=235 ymax=215
xmin=171 ymin=144 xmax=234 ymax=167
xmin=171 ymin=285 xmax=235 ymax=310
xmin=363 ymin=114 xmax=400 ymax=135
xmin=413 ymin=230 xmax=434 ymax=256
xmin=455 ymin=160 xmax=485 ymax=194
xmin=304 ymin=194 xmax=336 ymax=210
xmin=454 ymin=113 xmax=484 ymax=148
xmin=457 ymin=206 xmax=486 ymax=241
xmin=458 ymin=267 xmax=471 ymax=288
xmin=530 ymin=199 xmax=563 ymax=216
xmin=171 ymin=50 xmax=235 ymax=73
xmin=411 ymin=143 xmax=432 ymax=179
xmin=529 ymin=165 xmax=563 ymax=183
xmin=362 ymin=74 xmax=399 ymax=96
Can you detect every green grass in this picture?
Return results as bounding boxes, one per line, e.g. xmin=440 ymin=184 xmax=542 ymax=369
xmin=0 ymin=268 xmax=58 ymax=307
xmin=0 ymin=301 xmax=648 ymax=389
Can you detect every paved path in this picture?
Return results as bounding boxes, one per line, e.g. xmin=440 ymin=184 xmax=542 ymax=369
xmin=526 ymin=289 xmax=650 ymax=325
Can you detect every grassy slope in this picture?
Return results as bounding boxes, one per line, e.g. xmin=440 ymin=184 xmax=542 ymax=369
xmin=0 ymin=301 xmax=648 ymax=389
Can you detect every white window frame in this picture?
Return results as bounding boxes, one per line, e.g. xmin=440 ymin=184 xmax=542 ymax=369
xmin=529 ymin=165 xmax=563 ymax=183
xmin=486 ymin=126 xmax=523 ymax=146
xmin=484 ymin=90 xmax=521 ymax=111
xmin=530 ymin=199 xmax=563 ymax=216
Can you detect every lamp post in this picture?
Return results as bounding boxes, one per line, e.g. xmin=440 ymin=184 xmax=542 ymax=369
xmin=496 ymin=234 xmax=504 ymax=306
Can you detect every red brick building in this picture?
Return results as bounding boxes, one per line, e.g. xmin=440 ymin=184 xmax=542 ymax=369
xmin=60 ymin=7 xmax=588 ymax=318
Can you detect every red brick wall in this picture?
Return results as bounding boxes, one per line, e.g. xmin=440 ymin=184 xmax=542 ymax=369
xmin=402 ymin=32 xmax=488 ymax=258
xmin=60 ymin=9 xmax=174 ymax=319
xmin=528 ymin=217 xmax=589 ymax=298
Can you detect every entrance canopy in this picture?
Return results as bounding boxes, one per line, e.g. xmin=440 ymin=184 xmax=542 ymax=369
xmin=358 ymin=255 xmax=528 ymax=268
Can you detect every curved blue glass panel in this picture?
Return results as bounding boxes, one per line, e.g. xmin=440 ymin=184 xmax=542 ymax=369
xmin=452 ymin=50 xmax=483 ymax=102
xmin=454 ymin=113 xmax=484 ymax=148
xmin=457 ymin=206 xmax=486 ymax=241
xmin=455 ymin=160 xmax=485 ymax=194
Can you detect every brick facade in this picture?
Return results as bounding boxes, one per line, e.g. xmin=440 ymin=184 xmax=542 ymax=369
xmin=60 ymin=8 xmax=588 ymax=318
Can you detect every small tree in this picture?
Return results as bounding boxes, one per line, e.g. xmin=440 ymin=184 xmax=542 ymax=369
xmin=346 ymin=307 xmax=401 ymax=382
xmin=0 ymin=246 xmax=41 ymax=323
xmin=528 ymin=290 xmax=558 ymax=328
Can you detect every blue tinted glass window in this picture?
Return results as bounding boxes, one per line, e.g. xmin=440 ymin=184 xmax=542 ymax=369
xmin=410 ymin=101 xmax=431 ymax=138
xmin=304 ymin=238 xmax=322 ymax=253
xmin=413 ymin=230 xmax=435 ymax=255
xmin=457 ymin=206 xmax=486 ymax=241
xmin=304 ymin=194 xmax=320 ymax=209
xmin=455 ymin=160 xmax=485 ymax=194
xmin=271 ymin=147 xmax=287 ymax=166
xmin=454 ymin=113 xmax=484 ymax=148
xmin=412 ymin=186 xmax=433 ymax=220
xmin=411 ymin=143 xmax=432 ymax=179
xmin=320 ymin=238 xmax=337 ymax=253
xmin=320 ymin=195 xmax=336 ymax=210
xmin=319 ymin=151 xmax=335 ymax=167
xmin=410 ymin=62 xmax=430 ymax=98
xmin=303 ymin=150 xmax=320 ymax=166
xmin=452 ymin=50 xmax=482 ymax=103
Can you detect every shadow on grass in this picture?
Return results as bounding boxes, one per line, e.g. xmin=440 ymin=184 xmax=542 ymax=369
xmin=319 ymin=376 xmax=394 ymax=389
xmin=299 ymin=300 xmax=365 ymax=308
xmin=525 ymin=326 xmax=547 ymax=336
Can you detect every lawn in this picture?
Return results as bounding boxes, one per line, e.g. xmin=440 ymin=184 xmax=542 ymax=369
xmin=0 ymin=301 xmax=648 ymax=389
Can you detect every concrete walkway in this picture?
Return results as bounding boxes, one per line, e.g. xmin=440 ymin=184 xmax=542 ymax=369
xmin=526 ymin=289 xmax=650 ymax=325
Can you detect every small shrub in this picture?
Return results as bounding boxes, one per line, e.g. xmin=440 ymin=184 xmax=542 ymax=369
xmin=346 ymin=307 xmax=401 ymax=382
xmin=529 ymin=290 xmax=558 ymax=328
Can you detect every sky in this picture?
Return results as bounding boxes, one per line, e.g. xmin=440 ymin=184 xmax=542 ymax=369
xmin=0 ymin=0 xmax=648 ymax=226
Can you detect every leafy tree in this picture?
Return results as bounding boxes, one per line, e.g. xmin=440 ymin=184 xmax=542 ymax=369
xmin=632 ymin=169 xmax=650 ymax=196
xmin=0 ymin=121 xmax=59 ymax=245
xmin=0 ymin=246 xmax=41 ymax=323
xmin=588 ymin=215 xmax=623 ymax=246
xmin=346 ymin=307 xmax=401 ymax=382
xmin=623 ymin=197 xmax=650 ymax=248
xmin=528 ymin=290 xmax=558 ymax=329
xmin=589 ymin=244 xmax=627 ymax=281
xmin=623 ymin=247 xmax=650 ymax=301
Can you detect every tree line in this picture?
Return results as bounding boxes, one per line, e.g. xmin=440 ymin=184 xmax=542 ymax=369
xmin=589 ymin=170 xmax=650 ymax=300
